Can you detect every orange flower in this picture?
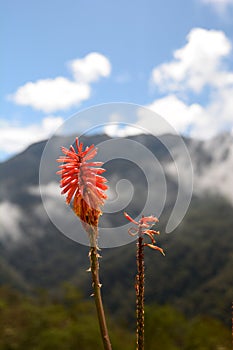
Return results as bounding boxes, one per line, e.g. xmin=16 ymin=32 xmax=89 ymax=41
xmin=124 ymin=212 xmax=165 ymax=255
xmin=57 ymin=137 xmax=108 ymax=235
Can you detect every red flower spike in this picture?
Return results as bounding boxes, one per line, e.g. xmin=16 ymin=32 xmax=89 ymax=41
xmin=57 ymin=137 xmax=108 ymax=230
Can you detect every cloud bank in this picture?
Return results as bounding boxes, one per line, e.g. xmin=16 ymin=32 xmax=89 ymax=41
xmin=151 ymin=28 xmax=233 ymax=93
xmin=0 ymin=116 xmax=63 ymax=154
xmin=147 ymin=28 xmax=233 ymax=138
xmin=8 ymin=53 xmax=111 ymax=113
xmin=103 ymin=28 xmax=233 ymax=140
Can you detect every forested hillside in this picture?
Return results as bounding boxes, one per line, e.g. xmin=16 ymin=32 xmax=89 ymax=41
xmin=0 ymin=133 xmax=232 ymax=348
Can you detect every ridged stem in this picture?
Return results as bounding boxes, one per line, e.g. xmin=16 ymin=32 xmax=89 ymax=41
xmin=89 ymin=245 xmax=112 ymax=350
xmin=136 ymin=227 xmax=145 ymax=350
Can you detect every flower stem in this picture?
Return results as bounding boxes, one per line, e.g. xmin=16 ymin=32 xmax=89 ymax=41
xmin=136 ymin=227 xmax=145 ymax=350
xmin=89 ymin=246 xmax=112 ymax=350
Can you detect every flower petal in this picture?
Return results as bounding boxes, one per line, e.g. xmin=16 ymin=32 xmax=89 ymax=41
xmin=144 ymin=243 xmax=165 ymax=256
xmin=124 ymin=212 xmax=139 ymax=225
xmin=140 ymin=215 xmax=159 ymax=225
xmin=128 ymin=227 xmax=139 ymax=236
xmin=144 ymin=229 xmax=160 ymax=235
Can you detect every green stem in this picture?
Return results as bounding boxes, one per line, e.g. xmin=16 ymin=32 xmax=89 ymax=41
xmin=89 ymin=246 xmax=112 ymax=350
xmin=136 ymin=228 xmax=145 ymax=350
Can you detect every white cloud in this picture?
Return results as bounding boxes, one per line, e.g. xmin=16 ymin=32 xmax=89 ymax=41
xmin=146 ymin=95 xmax=206 ymax=135
xmin=152 ymin=28 xmax=232 ymax=93
xmin=142 ymin=88 xmax=233 ymax=139
xmin=141 ymin=96 xmax=220 ymax=138
xmin=0 ymin=202 xmax=23 ymax=241
xmin=103 ymin=113 xmax=145 ymax=137
xmin=103 ymin=91 xmax=232 ymax=139
xmin=147 ymin=28 xmax=233 ymax=138
xmin=9 ymin=52 xmax=111 ymax=113
xmin=104 ymin=123 xmax=143 ymax=137
xmin=70 ymin=52 xmax=111 ymax=83
xmin=9 ymin=78 xmax=90 ymax=113
xmin=0 ymin=116 xmax=63 ymax=154
xmin=29 ymin=182 xmax=61 ymax=199
xmin=104 ymin=28 xmax=233 ymax=140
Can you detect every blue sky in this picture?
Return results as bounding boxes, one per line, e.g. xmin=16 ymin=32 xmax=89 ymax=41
xmin=1 ymin=0 xmax=233 ymax=161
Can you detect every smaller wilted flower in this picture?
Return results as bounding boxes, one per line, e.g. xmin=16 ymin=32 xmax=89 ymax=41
xmin=124 ymin=212 xmax=165 ymax=255
xmin=124 ymin=212 xmax=165 ymax=350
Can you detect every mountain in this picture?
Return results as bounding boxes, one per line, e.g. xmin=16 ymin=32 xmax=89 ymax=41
xmin=0 ymin=132 xmax=232 ymax=326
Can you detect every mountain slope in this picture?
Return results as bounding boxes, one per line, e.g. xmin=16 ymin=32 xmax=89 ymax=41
xmin=0 ymin=132 xmax=232 ymax=326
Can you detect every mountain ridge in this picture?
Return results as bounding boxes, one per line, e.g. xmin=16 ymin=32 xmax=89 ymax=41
xmin=0 ymin=132 xmax=232 ymax=325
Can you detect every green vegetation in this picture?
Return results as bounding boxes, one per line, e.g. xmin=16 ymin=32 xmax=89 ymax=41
xmin=0 ymin=286 xmax=231 ymax=349
xmin=145 ymin=305 xmax=231 ymax=350
xmin=143 ymin=196 xmax=233 ymax=325
xmin=1 ymin=197 xmax=232 ymax=329
xmin=0 ymin=285 xmax=134 ymax=350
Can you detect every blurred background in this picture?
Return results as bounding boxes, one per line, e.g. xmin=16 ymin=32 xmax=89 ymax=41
xmin=0 ymin=1 xmax=233 ymax=349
